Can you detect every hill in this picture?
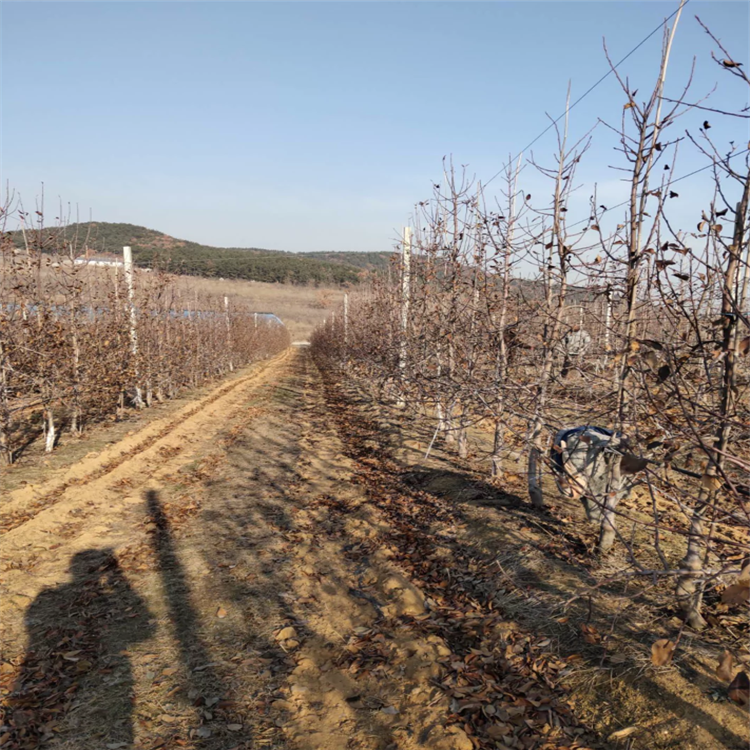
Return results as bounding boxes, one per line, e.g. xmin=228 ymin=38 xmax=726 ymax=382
xmin=305 ymin=250 xmax=394 ymax=272
xmin=7 ymin=222 xmax=394 ymax=286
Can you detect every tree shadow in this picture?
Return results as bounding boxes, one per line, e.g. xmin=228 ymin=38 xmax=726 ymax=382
xmin=144 ymin=490 xmax=234 ymax=715
xmin=4 ymin=413 xmax=44 ymax=464
xmin=403 ymin=466 xmax=515 ymax=503
xmin=320 ymin=373 xmax=750 ymax=750
xmin=502 ymin=565 xmax=750 ymax=749
xmin=1 ymin=548 xmax=154 ymax=748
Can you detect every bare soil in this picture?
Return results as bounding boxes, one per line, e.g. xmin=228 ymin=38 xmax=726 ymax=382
xmin=1 ymin=348 xmax=747 ymax=750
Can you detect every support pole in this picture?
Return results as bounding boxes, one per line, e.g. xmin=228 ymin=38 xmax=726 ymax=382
xmin=398 ymin=227 xmax=412 ymax=407
xmin=224 ymin=296 xmax=233 ymax=371
xmin=123 ymin=246 xmax=144 ymax=408
xmin=604 ymin=285 xmax=613 ymax=366
xmin=343 ymin=293 xmax=349 ymax=350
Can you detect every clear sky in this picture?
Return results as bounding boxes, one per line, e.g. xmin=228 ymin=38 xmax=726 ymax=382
xmin=2 ymin=1 xmax=748 ymax=253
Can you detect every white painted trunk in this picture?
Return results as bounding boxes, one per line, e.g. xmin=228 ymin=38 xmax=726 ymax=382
xmin=44 ymin=408 xmax=56 ymax=453
xmin=458 ymin=425 xmax=468 ymax=459
xmin=491 ymin=420 xmax=504 ymax=478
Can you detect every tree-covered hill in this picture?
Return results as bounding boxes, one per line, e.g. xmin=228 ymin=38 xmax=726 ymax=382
xmin=305 ymin=250 xmax=394 ymax=272
xmin=7 ymin=222 xmax=394 ymax=285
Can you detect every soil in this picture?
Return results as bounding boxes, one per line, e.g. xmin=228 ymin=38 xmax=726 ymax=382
xmin=1 ymin=347 xmax=747 ymax=750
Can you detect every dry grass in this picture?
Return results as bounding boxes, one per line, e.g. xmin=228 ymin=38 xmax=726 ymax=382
xmin=177 ymin=276 xmax=345 ymax=341
xmin=37 ymin=261 xmax=347 ymax=342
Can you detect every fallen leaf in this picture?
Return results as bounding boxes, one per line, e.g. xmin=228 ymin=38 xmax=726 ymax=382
xmin=193 ymin=662 xmax=220 ymax=672
xmin=608 ymin=726 xmax=638 ymax=741
xmin=651 ymin=639 xmax=676 ymax=667
xmin=486 ymin=724 xmax=510 ymax=739
xmin=581 ymin=623 xmax=600 ymax=644
xmin=276 ymin=626 xmax=297 ymax=641
xmin=717 ymin=651 xmax=735 ymax=683
xmin=721 ymin=582 xmax=750 ymax=606
xmin=227 ymin=724 xmax=243 ymax=731
xmin=728 ymin=672 xmax=749 ymax=706
xmin=162 ymin=667 xmax=179 ymax=676
xmin=216 ymin=606 xmax=228 ymax=619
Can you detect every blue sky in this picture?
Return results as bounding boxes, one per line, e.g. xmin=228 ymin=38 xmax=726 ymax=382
xmin=2 ymin=1 xmax=748 ymax=253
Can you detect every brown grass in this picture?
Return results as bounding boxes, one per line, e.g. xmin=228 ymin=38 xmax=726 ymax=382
xmin=171 ymin=277 xmax=345 ymax=341
xmin=36 ymin=261 xmax=347 ymax=342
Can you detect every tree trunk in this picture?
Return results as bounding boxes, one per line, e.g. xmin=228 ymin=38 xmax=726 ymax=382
xmin=491 ymin=418 xmax=504 ymax=478
xmin=527 ymin=417 xmax=545 ymax=509
xmin=44 ymin=407 xmax=56 ymax=453
xmin=675 ymin=177 xmax=749 ymax=627
xmin=676 ymin=500 xmax=709 ymax=629
xmin=598 ymin=459 xmax=624 ymax=553
xmin=458 ymin=421 xmax=468 ymax=459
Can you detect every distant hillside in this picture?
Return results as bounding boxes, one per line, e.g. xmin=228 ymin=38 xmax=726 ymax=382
xmin=7 ymin=222 xmax=394 ymax=286
xmin=305 ymin=250 xmax=394 ymax=272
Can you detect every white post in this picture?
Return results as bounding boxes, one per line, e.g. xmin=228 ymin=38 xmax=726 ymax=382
xmin=398 ymin=226 xmax=412 ymax=407
xmin=343 ymin=293 xmax=349 ymax=348
xmin=123 ymin=246 xmax=144 ymax=408
xmin=224 ymin=296 xmax=233 ymax=371
xmin=604 ymin=285 xmax=613 ymax=365
xmin=254 ymin=312 xmax=258 ymax=329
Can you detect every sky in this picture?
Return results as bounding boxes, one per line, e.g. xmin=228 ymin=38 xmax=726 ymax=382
xmin=1 ymin=1 xmax=749 ymax=254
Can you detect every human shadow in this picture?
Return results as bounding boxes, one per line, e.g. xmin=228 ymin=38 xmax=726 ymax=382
xmin=2 ymin=548 xmax=154 ymax=748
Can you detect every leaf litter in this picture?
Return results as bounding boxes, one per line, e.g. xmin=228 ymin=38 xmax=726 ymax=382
xmin=1 ymin=348 xmax=747 ymax=750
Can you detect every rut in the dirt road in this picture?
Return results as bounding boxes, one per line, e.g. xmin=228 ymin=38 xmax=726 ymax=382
xmin=0 ymin=351 xmax=291 ymax=536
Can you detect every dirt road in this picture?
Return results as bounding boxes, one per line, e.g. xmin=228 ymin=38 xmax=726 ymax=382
xmin=1 ymin=348 xmax=746 ymax=750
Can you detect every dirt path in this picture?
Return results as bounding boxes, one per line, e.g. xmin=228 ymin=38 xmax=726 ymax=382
xmin=1 ymin=348 xmax=745 ymax=750
xmin=0 ymin=350 xmax=291 ymax=609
